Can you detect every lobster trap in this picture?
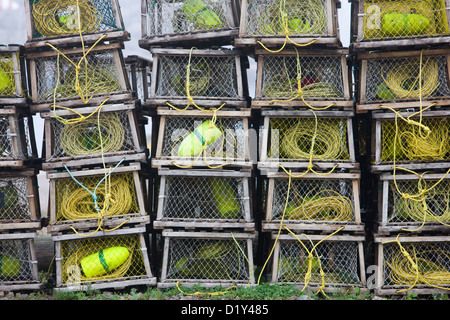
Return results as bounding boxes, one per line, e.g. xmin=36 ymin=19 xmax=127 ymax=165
xmin=41 ymin=102 xmax=147 ymax=170
xmin=0 ymin=168 xmax=41 ymax=232
xmin=371 ymin=110 xmax=450 ymax=172
xmin=27 ymin=43 xmax=132 ymax=112
xmin=52 ymin=227 xmax=156 ymax=291
xmin=0 ymin=107 xmax=39 ymax=168
xmin=153 ymin=108 xmax=253 ymax=169
xmin=378 ymin=172 xmax=450 ymax=234
xmin=125 ymin=55 xmax=152 ymax=104
xmin=0 ymin=232 xmax=42 ymax=292
xmin=147 ymin=48 xmax=249 ymax=109
xmin=355 ymin=48 xmax=450 ymax=113
xmin=374 ymin=234 xmax=450 ymax=296
xmin=351 ymin=0 xmax=450 ymax=50
xmin=24 ymin=0 xmax=129 ymax=49
xmin=258 ymin=110 xmax=358 ymax=173
xmin=158 ymin=229 xmax=255 ymax=288
xmin=235 ymin=0 xmax=341 ymax=47
xmin=252 ymin=48 xmax=352 ymax=110
xmin=262 ymin=171 xmax=364 ymax=233
xmin=46 ymin=163 xmax=149 ymax=234
xmin=0 ymin=45 xmax=27 ymax=105
xmin=140 ymin=0 xmax=240 ymax=48
xmin=154 ymin=168 xmax=254 ymax=230
xmin=270 ymin=232 xmax=367 ymax=292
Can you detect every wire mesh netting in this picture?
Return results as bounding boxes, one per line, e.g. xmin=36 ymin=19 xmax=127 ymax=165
xmin=166 ymin=237 xmax=252 ymax=281
xmin=276 ymin=239 xmax=362 ymax=285
xmin=48 ymin=111 xmax=138 ymax=160
xmin=34 ymin=50 xmax=122 ymax=103
xmin=380 ymin=117 xmax=450 ymax=162
xmin=387 ymin=178 xmax=450 ymax=225
xmin=0 ymin=115 xmax=33 ymax=160
xmin=0 ymin=178 xmax=32 ymax=221
xmin=270 ymin=177 xmax=355 ymax=223
xmin=30 ymin=0 xmax=120 ymax=39
xmin=364 ymin=55 xmax=450 ymax=102
xmin=160 ymin=116 xmax=246 ymax=160
xmin=0 ymin=53 xmax=20 ymax=97
xmin=54 ymin=171 xmax=140 ymax=223
xmin=261 ymin=55 xmax=345 ymax=100
xmin=161 ymin=175 xmax=247 ymax=220
xmin=155 ymin=54 xmax=240 ymax=99
xmin=245 ymin=0 xmax=329 ymax=36
xmin=361 ymin=0 xmax=449 ymax=40
xmin=60 ymin=233 xmax=148 ymax=286
xmin=382 ymin=241 xmax=450 ymax=288
xmin=0 ymin=239 xmax=35 ymax=282
xmin=145 ymin=0 xmax=235 ymax=36
xmin=266 ymin=117 xmax=350 ymax=162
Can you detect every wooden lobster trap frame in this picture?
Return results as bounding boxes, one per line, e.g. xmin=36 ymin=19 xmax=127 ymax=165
xmin=235 ymin=0 xmax=342 ymax=48
xmin=52 ymin=226 xmax=156 ymax=291
xmin=0 ymin=232 xmax=43 ymax=292
xmin=258 ymin=110 xmax=359 ymax=173
xmin=26 ymin=42 xmax=132 ymax=113
xmin=158 ymin=229 xmax=256 ymax=288
xmin=152 ymin=107 xmax=254 ymax=169
xmin=269 ymin=232 xmax=367 ymax=293
xmin=124 ymin=55 xmax=152 ymax=104
xmin=0 ymin=45 xmax=27 ymax=106
xmin=371 ymin=109 xmax=450 ymax=173
xmin=262 ymin=171 xmax=364 ymax=233
xmin=147 ymin=47 xmax=249 ymax=109
xmin=154 ymin=168 xmax=255 ymax=231
xmin=24 ymin=0 xmax=130 ymax=50
xmin=0 ymin=168 xmax=41 ymax=232
xmin=355 ymin=48 xmax=450 ymax=113
xmin=40 ymin=102 xmax=148 ymax=170
xmin=0 ymin=107 xmax=39 ymax=168
xmin=139 ymin=0 xmax=241 ymax=48
xmin=252 ymin=48 xmax=352 ymax=110
xmin=377 ymin=172 xmax=450 ymax=234
xmin=350 ymin=0 xmax=450 ymax=51
xmin=373 ymin=234 xmax=450 ymax=296
xmin=46 ymin=162 xmax=149 ymax=234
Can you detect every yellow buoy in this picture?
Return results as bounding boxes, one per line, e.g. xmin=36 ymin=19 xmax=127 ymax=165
xmin=0 ymin=254 xmax=20 ymax=278
xmin=177 ymin=120 xmax=222 ymax=157
xmin=210 ymin=178 xmax=240 ymax=218
xmin=80 ymin=246 xmax=130 ymax=278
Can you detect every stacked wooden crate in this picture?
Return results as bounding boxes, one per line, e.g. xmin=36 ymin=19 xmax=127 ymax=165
xmin=23 ymin=0 xmax=156 ymax=291
xmin=140 ymin=0 xmax=257 ymax=289
xmin=235 ymin=0 xmax=367 ymax=294
xmin=351 ymin=0 xmax=450 ymax=296
xmin=0 ymin=44 xmax=43 ymax=292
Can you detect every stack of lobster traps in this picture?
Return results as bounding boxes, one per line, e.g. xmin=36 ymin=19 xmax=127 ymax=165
xmin=0 ymin=44 xmax=43 ymax=292
xmin=234 ymin=0 xmax=368 ymax=294
xmin=350 ymin=0 xmax=450 ymax=296
xmin=22 ymin=0 xmax=156 ymax=292
xmin=140 ymin=0 xmax=258 ymax=289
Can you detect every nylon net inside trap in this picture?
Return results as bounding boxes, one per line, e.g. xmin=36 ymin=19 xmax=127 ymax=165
xmin=380 ymin=117 xmax=450 ymax=162
xmin=156 ymin=54 xmax=239 ymax=99
xmin=382 ymin=241 xmax=450 ymax=287
xmin=54 ymin=171 xmax=140 ymax=222
xmin=361 ymin=0 xmax=449 ymax=40
xmin=0 ymin=52 xmax=20 ymax=97
xmin=161 ymin=116 xmax=246 ymax=160
xmin=364 ymin=55 xmax=450 ymax=102
xmin=145 ymin=0 xmax=232 ymax=36
xmin=261 ymin=55 xmax=345 ymax=99
xmin=49 ymin=110 xmax=137 ymax=160
xmin=387 ymin=178 xmax=450 ymax=224
xmin=60 ymin=233 xmax=147 ymax=285
xmin=270 ymin=177 xmax=355 ymax=223
xmin=162 ymin=175 xmax=246 ymax=220
xmin=166 ymin=237 xmax=251 ymax=281
xmin=276 ymin=240 xmax=362 ymax=285
xmin=266 ymin=117 xmax=350 ymax=162
xmin=30 ymin=0 xmax=119 ymax=39
xmin=34 ymin=50 xmax=122 ymax=103
xmin=245 ymin=0 xmax=328 ymax=36
xmin=0 ymin=239 xmax=35 ymax=282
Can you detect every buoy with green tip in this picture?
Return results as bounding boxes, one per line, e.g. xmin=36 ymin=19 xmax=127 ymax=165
xmin=382 ymin=13 xmax=430 ymax=36
xmin=80 ymin=246 xmax=130 ymax=278
xmin=289 ymin=19 xmax=311 ymax=34
xmin=210 ymin=178 xmax=240 ymax=218
xmin=0 ymin=254 xmax=20 ymax=278
xmin=376 ymin=82 xmax=397 ymax=100
xmin=182 ymin=0 xmax=222 ymax=28
xmin=177 ymin=120 xmax=222 ymax=157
